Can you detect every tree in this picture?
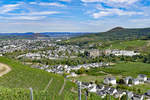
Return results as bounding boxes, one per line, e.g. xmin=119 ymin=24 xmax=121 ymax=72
xmin=63 ymin=73 xmax=69 ymax=78
xmin=118 ymin=79 xmax=125 ymax=84
xmin=137 ymin=89 xmax=141 ymax=94
xmin=128 ymin=79 xmax=132 ymax=84
xmin=95 ymin=80 xmax=99 ymax=85
xmin=120 ymin=95 xmax=127 ymax=100
xmin=76 ymin=67 xmax=85 ymax=74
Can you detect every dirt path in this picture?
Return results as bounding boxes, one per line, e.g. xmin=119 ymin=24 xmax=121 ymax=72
xmin=58 ymin=79 xmax=66 ymax=96
xmin=44 ymin=78 xmax=53 ymax=91
xmin=0 ymin=63 xmax=11 ymax=77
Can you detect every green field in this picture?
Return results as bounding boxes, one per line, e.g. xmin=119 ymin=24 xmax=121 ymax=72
xmin=104 ymin=40 xmax=147 ymax=50
xmin=74 ymin=62 xmax=150 ymax=79
xmin=71 ymin=62 xmax=150 ymax=93
xmin=110 ymin=62 xmax=150 ymax=77
xmin=0 ymin=57 xmax=77 ymax=100
xmin=1 ymin=57 xmax=150 ymax=99
xmin=0 ymin=57 xmax=103 ymax=100
xmin=131 ymin=83 xmax=150 ymax=93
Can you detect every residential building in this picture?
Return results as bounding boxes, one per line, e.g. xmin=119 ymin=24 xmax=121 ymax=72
xmin=104 ymin=77 xmax=116 ymax=85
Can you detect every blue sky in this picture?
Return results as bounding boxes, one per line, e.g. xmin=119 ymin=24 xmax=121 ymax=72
xmin=0 ymin=0 xmax=150 ymax=32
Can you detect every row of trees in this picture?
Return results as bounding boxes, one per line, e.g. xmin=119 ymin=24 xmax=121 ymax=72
xmin=18 ymin=53 xmax=150 ymax=66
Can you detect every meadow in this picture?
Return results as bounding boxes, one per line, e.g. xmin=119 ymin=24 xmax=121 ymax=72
xmin=74 ymin=62 xmax=150 ymax=80
xmin=104 ymin=40 xmax=147 ymax=50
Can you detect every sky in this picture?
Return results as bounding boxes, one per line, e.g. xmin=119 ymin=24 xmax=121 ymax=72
xmin=0 ymin=0 xmax=150 ymax=33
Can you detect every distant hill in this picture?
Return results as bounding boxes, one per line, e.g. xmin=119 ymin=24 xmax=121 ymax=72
xmin=107 ymin=27 xmax=125 ymax=32
xmin=67 ymin=27 xmax=150 ymax=44
xmin=0 ymin=32 xmax=92 ymax=39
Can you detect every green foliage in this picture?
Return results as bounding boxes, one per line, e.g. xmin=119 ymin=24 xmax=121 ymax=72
xmin=128 ymin=79 xmax=132 ymax=84
xmin=116 ymin=85 xmax=128 ymax=90
xmin=95 ymin=80 xmax=99 ymax=85
xmin=104 ymin=40 xmax=147 ymax=50
xmin=120 ymin=95 xmax=127 ymax=100
xmin=117 ymin=79 xmax=125 ymax=84
xmin=0 ymin=57 xmax=103 ymax=100
xmin=0 ymin=57 xmax=77 ymax=100
xmin=67 ymin=27 xmax=150 ymax=45
xmin=76 ymin=67 xmax=86 ymax=74
xmin=137 ymin=89 xmax=141 ymax=94
xmin=108 ymin=62 xmax=150 ymax=77
xmin=85 ymin=68 xmax=107 ymax=76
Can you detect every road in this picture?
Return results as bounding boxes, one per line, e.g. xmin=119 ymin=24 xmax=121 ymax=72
xmin=0 ymin=63 xmax=11 ymax=77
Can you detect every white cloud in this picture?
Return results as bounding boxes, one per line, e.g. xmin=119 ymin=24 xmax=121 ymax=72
xmin=8 ymin=11 xmax=61 ymax=16
xmin=0 ymin=4 xmax=21 ymax=14
xmin=81 ymin=0 xmax=138 ymax=4
xmin=109 ymin=0 xmax=138 ymax=4
xmin=39 ymin=2 xmax=66 ymax=7
xmin=1 ymin=10 xmax=61 ymax=21
xmin=29 ymin=2 xmax=66 ymax=7
xmin=59 ymin=0 xmax=71 ymax=2
xmin=93 ymin=11 xmax=110 ymax=18
xmin=30 ymin=11 xmax=61 ymax=15
xmin=93 ymin=8 xmax=143 ymax=18
xmin=0 ymin=16 xmax=46 ymax=20
xmin=29 ymin=2 xmax=37 ymax=5
xmin=81 ymin=0 xmax=102 ymax=2
xmin=130 ymin=18 xmax=150 ymax=23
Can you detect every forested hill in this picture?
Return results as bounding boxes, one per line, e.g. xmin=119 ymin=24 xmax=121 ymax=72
xmin=67 ymin=27 xmax=150 ymax=44
xmin=98 ymin=27 xmax=150 ymax=40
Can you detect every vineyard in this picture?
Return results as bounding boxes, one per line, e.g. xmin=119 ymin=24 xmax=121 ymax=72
xmin=0 ymin=87 xmax=106 ymax=100
xmin=0 ymin=57 xmax=102 ymax=100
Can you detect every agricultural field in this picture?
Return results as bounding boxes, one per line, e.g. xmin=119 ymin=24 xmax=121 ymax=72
xmin=108 ymin=62 xmax=150 ymax=77
xmin=0 ymin=57 xmax=102 ymax=100
xmin=104 ymin=40 xmax=147 ymax=50
xmin=73 ymin=62 xmax=150 ymax=80
xmin=0 ymin=57 xmax=73 ymax=99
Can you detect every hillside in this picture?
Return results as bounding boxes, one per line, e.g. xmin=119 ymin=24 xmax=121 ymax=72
xmin=101 ymin=40 xmax=150 ymax=53
xmin=66 ymin=27 xmax=150 ymax=45
xmin=0 ymin=57 xmax=78 ymax=100
xmin=0 ymin=57 xmax=102 ymax=100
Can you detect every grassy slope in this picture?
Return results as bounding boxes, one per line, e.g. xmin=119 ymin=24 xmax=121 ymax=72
xmin=104 ymin=40 xmax=147 ymax=50
xmin=113 ymin=62 xmax=150 ymax=93
xmin=111 ymin=62 xmax=150 ymax=77
xmin=0 ymin=57 xmax=102 ymax=100
xmin=0 ymin=57 xmax=78 ymax=100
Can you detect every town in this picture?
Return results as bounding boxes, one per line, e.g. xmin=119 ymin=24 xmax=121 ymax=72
xmin=0 ymin=39 xmax=150 ymax=99
xmin=77 ymin=74 xmax=150 ymax=100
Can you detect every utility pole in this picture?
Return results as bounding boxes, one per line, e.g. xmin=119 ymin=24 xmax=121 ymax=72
xmin=126 ymin=92 xmax=128 ymax=100
xmin=78 ymin=82 xmax=82 ymax=100
xmin=29 ymin=88 xmax=34 ymax=100
xmin=85 ymin=90 xmax=88 ymax=100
